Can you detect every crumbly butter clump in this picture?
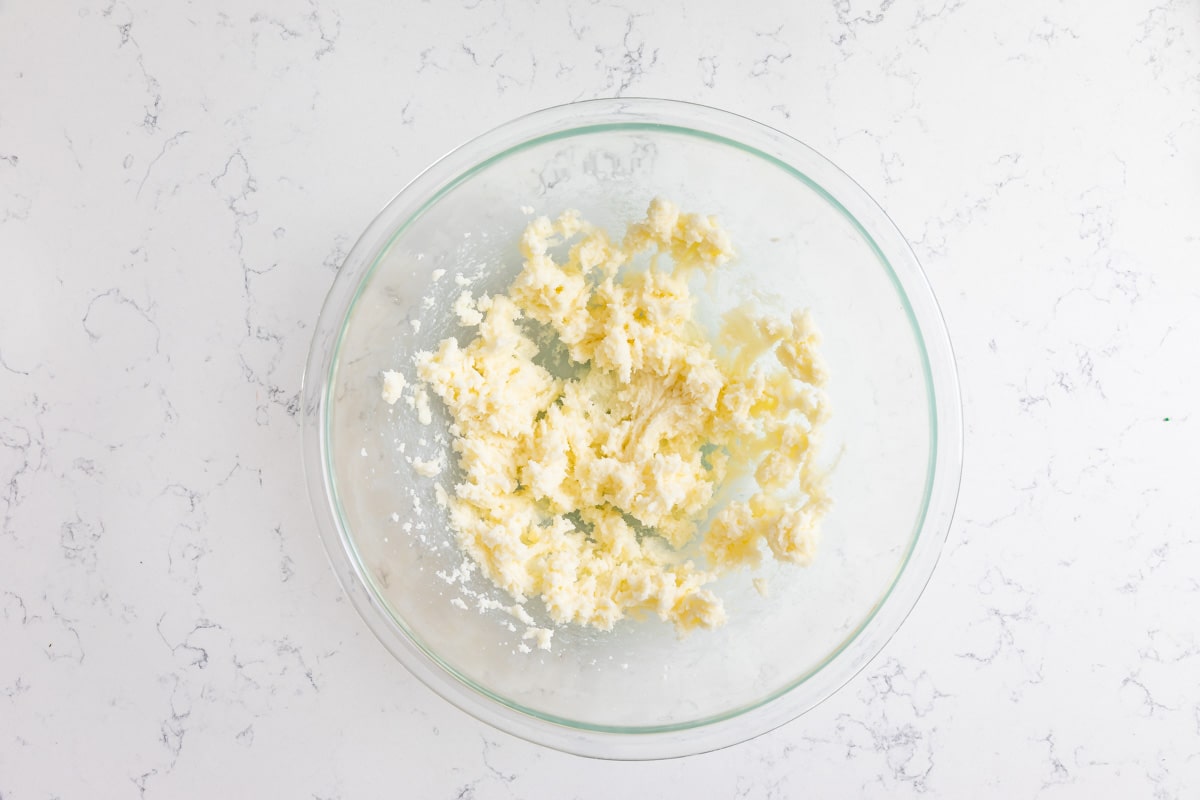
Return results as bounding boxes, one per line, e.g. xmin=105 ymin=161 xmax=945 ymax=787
xmin=406 ymin=198 xmax=829 ymax=635
xmin=380 ymin=370 xmax=406 ymax=405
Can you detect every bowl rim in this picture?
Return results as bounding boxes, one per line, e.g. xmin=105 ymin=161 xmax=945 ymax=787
xmin=301 ymin=97 xmax=963 ymax=760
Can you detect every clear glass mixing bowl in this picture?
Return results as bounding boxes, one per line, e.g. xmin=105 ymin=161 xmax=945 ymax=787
xmin=301 ymin=98 xmax=962 ymax=759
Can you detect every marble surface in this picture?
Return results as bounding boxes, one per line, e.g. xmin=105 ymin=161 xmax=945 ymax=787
xmin=2 ymin=0 xmax=1198 ymax=796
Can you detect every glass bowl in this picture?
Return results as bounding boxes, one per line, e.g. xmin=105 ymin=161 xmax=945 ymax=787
xmin=301 ymin=98 xmax=961 ymax=759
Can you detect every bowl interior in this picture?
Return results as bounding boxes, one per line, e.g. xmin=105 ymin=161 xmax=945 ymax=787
xmin=325 ymin=125 xmax=932 ymax=730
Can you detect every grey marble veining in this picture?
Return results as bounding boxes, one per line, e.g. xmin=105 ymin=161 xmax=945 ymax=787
xmin=1 ymin=0 xmax=1198 ymax=796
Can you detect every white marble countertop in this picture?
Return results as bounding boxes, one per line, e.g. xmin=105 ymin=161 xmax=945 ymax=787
xmin=3 ymin=0 xmax=1198 ymax=796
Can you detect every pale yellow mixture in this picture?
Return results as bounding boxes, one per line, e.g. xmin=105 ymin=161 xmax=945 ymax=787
xmin=405 ymin=199 xmax=829 ymax=634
